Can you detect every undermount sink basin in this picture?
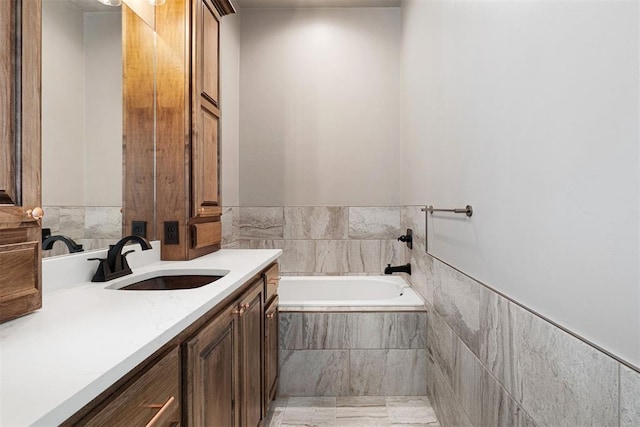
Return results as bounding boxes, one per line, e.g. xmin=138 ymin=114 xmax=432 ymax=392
xmin=107 ymin=271 xmax=229 ymax=291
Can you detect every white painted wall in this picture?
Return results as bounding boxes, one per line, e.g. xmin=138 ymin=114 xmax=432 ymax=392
xmin=401 ymin=0 xmax=640 ymax=367
xmin=221 ymin=12 xmax=241 ymax=207
xmin=239 ymin=8 xmax=401 ymax=206
xmin=42 ymin=2 xmax=122 ymax=207
xmin=42 ymin=0 xmax=85 ymax=206
xmin=84 ymin=12 xmax=122 ymax=207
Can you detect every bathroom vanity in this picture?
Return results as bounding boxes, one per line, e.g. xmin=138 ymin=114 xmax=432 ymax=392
xmin=0 ymin=248 xmax=282 ymax=426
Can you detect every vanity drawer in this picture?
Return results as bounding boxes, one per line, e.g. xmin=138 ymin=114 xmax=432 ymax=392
xmin=78 ymin=347 xmax=180 ymax=427
xmin=262 ymin=262 xmax=279 ymax=303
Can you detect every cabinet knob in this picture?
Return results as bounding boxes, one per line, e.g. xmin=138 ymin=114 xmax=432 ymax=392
xmin=266 ymin=313 xmax=275 ymax=320
xmin=233 ymin=306 xmax=246 ymax=316
xmin=26 ymin=207 xmax=44 ymax=220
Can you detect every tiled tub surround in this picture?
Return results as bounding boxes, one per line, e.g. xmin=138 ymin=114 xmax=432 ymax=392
xmin=401 ymin=205 xmax=640 ymax=427
xmin=235 ymin=206 xmax=405 ymax=274
xmin=42 ymin=206 xmax=122 ymax=257
xmin=278 ymin=310 xmax=427 ymax=397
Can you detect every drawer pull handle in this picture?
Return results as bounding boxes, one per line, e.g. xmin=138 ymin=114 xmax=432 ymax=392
xmin=145 ymin=396 xmax=177 ymax=427
xmin=233 ymin=303 xmax=251 ymax=316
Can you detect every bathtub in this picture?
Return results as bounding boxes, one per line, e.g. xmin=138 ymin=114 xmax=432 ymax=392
xmin=277 ymin=276 xmax=428 ymax=396
xmin=278 ymin=275 xmax=424 ymax=311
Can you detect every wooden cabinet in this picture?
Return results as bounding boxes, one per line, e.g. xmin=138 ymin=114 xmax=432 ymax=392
xmin=76 ymin=347 xmax=181 ymax=427
xmin=154 ymin=0 xmax=234 ymax=261
xmin=65 ymin=264 xmax=278 ymax=427
xmin=185 ymin=302 xmax=240 ymax=427
xmin=0 ymin=0 xmax=42 ymax=323
xmin=185 ymin=277 xmax=264 ymax=427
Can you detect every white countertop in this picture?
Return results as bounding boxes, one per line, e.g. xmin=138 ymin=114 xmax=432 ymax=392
xmin=0 ymin=245 xmax=281 ymax=426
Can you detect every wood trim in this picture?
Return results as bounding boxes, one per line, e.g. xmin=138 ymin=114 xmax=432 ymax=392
xmin=21 ymin=0 xmax=41 ymax=213
xmin=191 ymin=221 xmax=221 ymax=249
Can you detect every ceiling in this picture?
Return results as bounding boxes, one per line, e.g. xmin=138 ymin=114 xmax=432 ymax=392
xmin=235 ymin=0 xmax=401 ymax=8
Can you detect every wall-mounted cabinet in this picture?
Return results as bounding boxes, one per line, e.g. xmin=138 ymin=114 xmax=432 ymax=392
xmin=0 ymin=0 xmax=42 ymax=323
xmin=154 ymin=0 xmax=234 ymax=261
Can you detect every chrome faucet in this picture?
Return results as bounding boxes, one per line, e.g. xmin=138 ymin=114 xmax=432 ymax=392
xmin=89 ymin=235 xmax=152 ymax=282
xmin=384 ymin=263 xmax=411 ymax=275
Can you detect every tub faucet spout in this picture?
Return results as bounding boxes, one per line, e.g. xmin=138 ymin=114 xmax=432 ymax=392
xmin=384 ymin=263 xmax=411 ymax=275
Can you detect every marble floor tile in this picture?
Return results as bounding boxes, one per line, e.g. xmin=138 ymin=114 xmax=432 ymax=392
xmin=386 ymin=396 xmax=438 ymax=425
xmin=283 ymin=397 xmax=337 ymax=426
xmin=266 ymin=396 xmax=439 ymax=427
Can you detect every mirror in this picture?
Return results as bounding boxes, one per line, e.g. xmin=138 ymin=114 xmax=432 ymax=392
xmin=41 ymin=0 xmax=156 ymax=257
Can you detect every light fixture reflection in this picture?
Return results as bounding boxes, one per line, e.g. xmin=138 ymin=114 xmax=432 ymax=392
xmin=97 ymin=0 xmax=122 ymax=6
xmin=149 ymin=0 xmax=167 ymax=5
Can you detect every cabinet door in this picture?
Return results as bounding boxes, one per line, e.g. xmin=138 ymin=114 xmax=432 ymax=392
xmin=264 ymin=296 xmax=279 ymax=413
xmin=0 ymin=0 xmax=42 ymax=323
xmin=192 ymin=101 xmax=220 ymax=219
xmin=200 ymin=0 xmax=219 ymax=104
xmin=192 ymin=0 xmax=221 ymax=221
xmin=239 ymin=280 xmax=264 ymax=427
xmin=185 ymin=303 xmax=240 ymax=427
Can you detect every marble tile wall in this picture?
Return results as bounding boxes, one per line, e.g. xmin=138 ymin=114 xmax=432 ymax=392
xmin=42 ymin=206 xmax=122 ymax=257
xmin=235 ymin=206 xmax=405 ymax=274
xmin=221 ymin=206 xmax=240 ymax=248
xmin=278 ymin=311 xmax=427 ymax=397
xmin=401 ymin=205 xmax=640 ymax=427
